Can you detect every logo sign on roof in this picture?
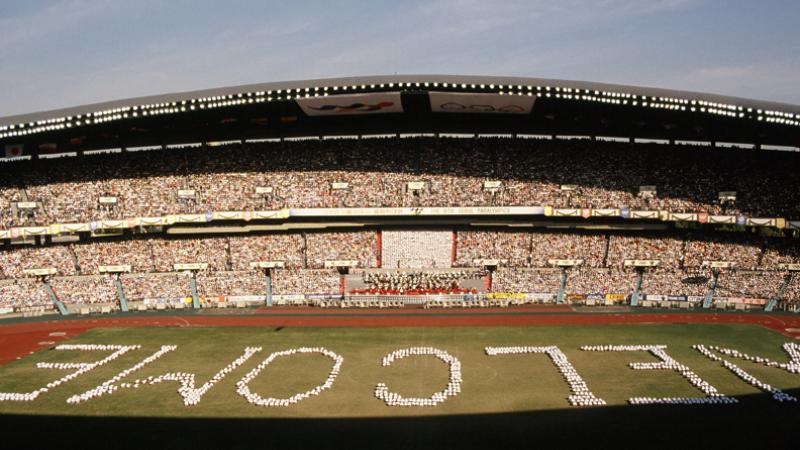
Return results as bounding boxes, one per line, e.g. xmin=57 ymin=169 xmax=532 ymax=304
xmin=429 ymin=92 xmax=535 ymax=114
xmin=297 ymin=92 xmax=403 ymax=116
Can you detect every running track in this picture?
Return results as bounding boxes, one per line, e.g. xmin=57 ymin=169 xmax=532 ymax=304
xmin=2 ymin=306 xmax=800 ymax=365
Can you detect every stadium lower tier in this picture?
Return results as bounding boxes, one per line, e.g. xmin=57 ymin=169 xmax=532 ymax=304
xmin=1 ymin=228 xmax=797 ymax=314
xmin=1 ymin=230 xmax=798 ymax=279
xmin=0 ymin=267 xmax=797 ymax=315
xmin=2 ymin=137 xmax=800 ymax=230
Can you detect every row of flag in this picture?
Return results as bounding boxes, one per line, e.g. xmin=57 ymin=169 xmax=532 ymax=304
xmin=4 ymin=142 xmax=70 ymax=158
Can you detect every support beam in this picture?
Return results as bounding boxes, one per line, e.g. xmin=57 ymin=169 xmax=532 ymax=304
xmin=703 ymin=271 xmax=719 ymax=309
xmin=557 ymin=268 xmax=567 ymax=304
xmin=630 ymin=269 xmax=644 ymax=307
xmin=265 ymin=271 xmax=273 ymax=307
xmin=114 ymin=277 xmax=129 ymax=312
xmin=43 ymin=281 xmax=69 ymax=316
xmin=189 ymin=274 xmax=200 ymax=309
xmin=765 ymin=274 xmax=793 ymax=312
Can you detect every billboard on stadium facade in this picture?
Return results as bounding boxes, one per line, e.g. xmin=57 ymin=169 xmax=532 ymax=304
xmin=429 ymin=92 xmax=535 ymax=114
xmin=297 ymin=92 xmax=403 ymax=116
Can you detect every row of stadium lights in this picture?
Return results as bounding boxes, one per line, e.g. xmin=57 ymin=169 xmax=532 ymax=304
xmin=1 ymin=82 xmax=799 ymax=139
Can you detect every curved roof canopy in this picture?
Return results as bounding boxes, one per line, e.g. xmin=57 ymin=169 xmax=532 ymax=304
xmin=1 ymin=75 xmax=799 ymax=156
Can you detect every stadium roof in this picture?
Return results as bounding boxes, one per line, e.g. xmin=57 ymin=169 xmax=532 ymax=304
xmin=2 ymin=75 xmax=799 ymax=156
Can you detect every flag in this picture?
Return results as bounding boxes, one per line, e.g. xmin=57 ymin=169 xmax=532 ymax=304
xmin=38 ymin=143 xmax=58 ymax=154
xmin=4 ymin=144 xmax=23 ymax=158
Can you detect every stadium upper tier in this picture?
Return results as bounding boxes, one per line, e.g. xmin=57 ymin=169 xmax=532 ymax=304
xmin=1 ymin=75 xmax=799 ymax=154
xmin=1 ymin=138 xmax=799 ymax=231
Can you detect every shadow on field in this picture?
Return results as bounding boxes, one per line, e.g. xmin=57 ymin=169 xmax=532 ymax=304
xmin=5 ymin=389 xmax=799 ymax=450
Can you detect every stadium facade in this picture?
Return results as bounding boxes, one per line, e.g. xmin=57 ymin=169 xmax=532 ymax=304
xmin=0 ymin=75 xmax=799 ymax=317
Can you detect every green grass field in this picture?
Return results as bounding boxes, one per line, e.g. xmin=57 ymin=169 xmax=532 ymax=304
xmin=1 ymin=323 xmax=799 ymax=449
xmin=0 ymin=323 xmax=798 ymax=418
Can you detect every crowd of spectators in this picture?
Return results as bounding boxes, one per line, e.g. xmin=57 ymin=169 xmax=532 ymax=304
xmin=0 ymin=228 xmax=797 ymax=311
xmin=306 ymin=231 xmax=377 ymax=269
xmin=456 ymin=231 xmax=531 ymax=267
xmin=606 ymin=235 xmax=686 ymax=269
xmin=49 ymin=276 xmax=118 ymax=305
xmin=196 ymin=271 xmax=264 ymax=298
xmin=640 ymin=270 xmax=710 ymax=297
xmin=683 ymin=234 xmax=763 ymax=269
xmin=229 ymin=234 xmax=304 ymax=269
xmin=0 ymin=245 xmax=77 ymax=278
xmin=529 ymin=233 xmax=607 ymax=267
xmin=492 ymin=269 xmax=561 ymax=293
xmin=272 ymin=269 xmax=340 ymax=295
xmin=761 ymin=240 xmax=800 ymax=268
xmin=567 ymin=269 xmax=634 ymax=295
xmin=0 ymin=279 xmax=50 ymax=310
xmin=120 ymin=273 xmax=190 ymax=302
xmin=782 ymin=276 xmax=800 ymax=304
xmin=151 ymin=237 xmax=229 ymax=272
xmin=72 ymin=239 xmax=155 ymax=274
xmin=2 ymin=138 xmax=800 ymax=228
xmin=715 ymin=271 xmax=787 ymax=299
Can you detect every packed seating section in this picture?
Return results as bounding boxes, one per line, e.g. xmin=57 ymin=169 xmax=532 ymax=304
xmin=2 ymin=138 xmax=800 ymax=230
xmin=2 ymin=136 xmax=798 ymax=313
xmin=0 ymin=229 xmax=796 ymax=312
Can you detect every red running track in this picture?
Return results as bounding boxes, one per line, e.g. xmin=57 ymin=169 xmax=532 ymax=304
xmin=2 ymin=308 xmax=800 ymax=365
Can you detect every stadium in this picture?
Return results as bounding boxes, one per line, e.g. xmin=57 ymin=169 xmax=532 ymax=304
xmin=1 ymin=75 xmax=800 ymax=448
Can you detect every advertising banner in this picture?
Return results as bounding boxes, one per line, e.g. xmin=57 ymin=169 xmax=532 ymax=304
xmin=548 ymin=259 xmax=583 ymax=267
xmin=297 ymin=92 xmax=403 ymax=116
xmin=668 ymin=213 xmax=698 ymax=222
xmin=629 ymin=210 xmax=660 ymax=219
xmin=20 ymin=227 xmax=48 ymax=236
xmin=174 ymin=263 xmax=208 ymax=271
xmin=213 ymin=211 xmax=245 ymax=220
xmin=176 ymin=214 xmax=207 ymax=223
xmin=98 ymin=220 xmax=126 ymax=229
xmin=99 ymin=265 xmax=132 ymax=273
xmin=747 ymin=218 xmax=778 ymax=227
xmin=552 ymin=209 xmax=582 ymax=217
xmin=429 ymin=92 xmax=535 ymax=114
xmin=708 ymin=215 xmax=736 ymax=224
xmin=139 ymin=217 xmax=165 ymax=226
xmin=254 ymin=209 xmax=290 ymax=220
xmin=60 ymin=223 xmax=91 ymax=233
xmin=250 ymin=261 xmax=286 ymax=269
xmin=324 ymin=260 xmax=359 ymax=268
xmin=591 ymin=208 xmax=620 ymax=217
xmin=624 ymin=259 xmax=660 ymax=267
xmin=289 ymin=206 xmax=543 ymax=217
xmin=486 ymin=292 xmax=526 ymax=300
xmin=702 ymin=261 xmax=735 ymax=268
xmin=23 ymin=268 xmax=57 ymax=276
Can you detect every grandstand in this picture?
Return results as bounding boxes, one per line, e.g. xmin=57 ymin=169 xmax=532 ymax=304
xmin=0 ymin=75 xmax=798 ymax=317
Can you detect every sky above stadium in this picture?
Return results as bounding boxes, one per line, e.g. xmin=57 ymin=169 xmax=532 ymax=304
xmin=0 ymin=0 xmax=798 ymax=117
